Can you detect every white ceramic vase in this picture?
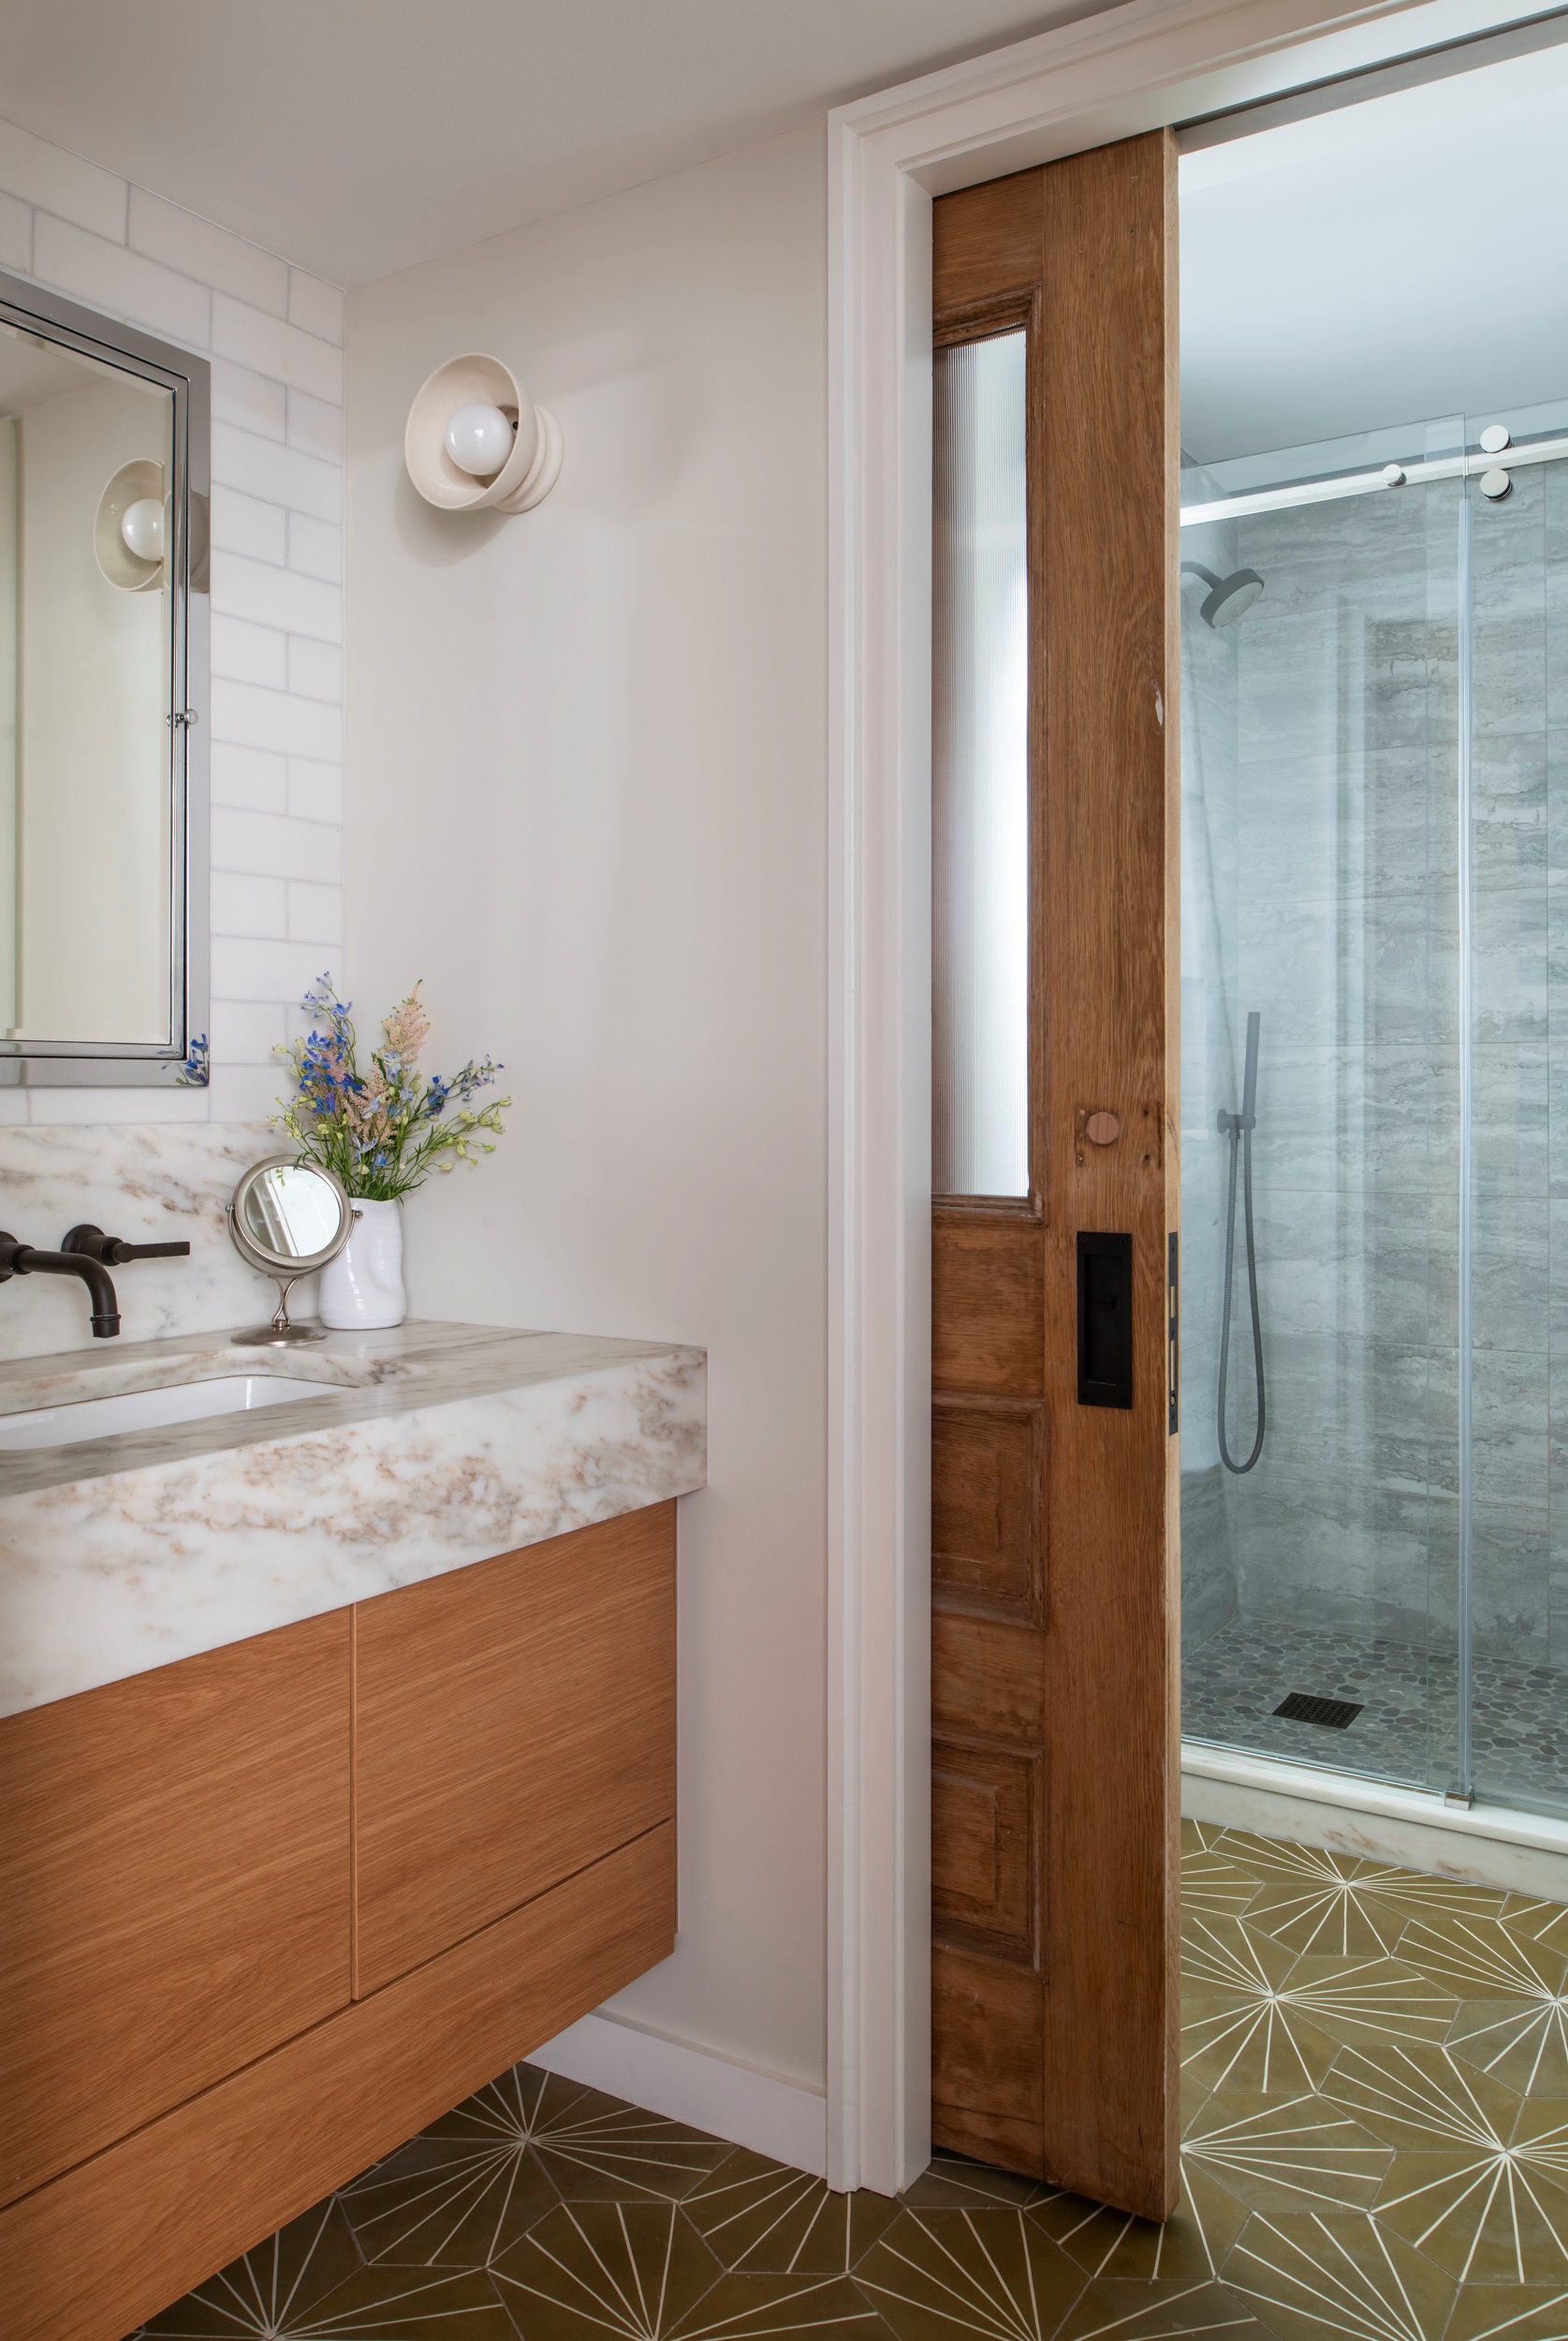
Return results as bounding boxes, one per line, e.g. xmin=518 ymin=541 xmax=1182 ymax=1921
xmin=319 ymin=1198 xmax=406 ymax=1331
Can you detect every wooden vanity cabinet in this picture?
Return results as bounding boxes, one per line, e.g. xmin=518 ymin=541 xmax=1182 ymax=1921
xmin=0 ymin=1500 xmax=679 ymax=2341
xmin=0 ymin=1610 xmax=351 ymax=2212
xmin=355 ymin=1500 xmax=677 ymax=1992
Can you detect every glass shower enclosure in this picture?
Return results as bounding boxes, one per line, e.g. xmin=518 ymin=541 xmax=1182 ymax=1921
xmin=1179 ymin=406 xmax=1568 ymax=1819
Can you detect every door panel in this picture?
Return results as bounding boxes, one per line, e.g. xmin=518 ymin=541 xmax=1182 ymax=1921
xmin=931 ymin=132 xmax=1180 ymax=2221
xmin=932 ymin=1222 xmax=1042 ymax=1391
xmin=932 ymin=1613 xmax=1045 ymax=1745
xmin=931 ymin=1399 xmax=1042 ymax=1618
xmin=932 ymin=1946 xmax=1044 ymax=2158
xmin=931 ymin=1742 xmax=1040 ymax=1960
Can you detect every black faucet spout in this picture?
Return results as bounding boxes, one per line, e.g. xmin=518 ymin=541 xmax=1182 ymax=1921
xmin=0 ymin=1235 xmax=122 ymax=1335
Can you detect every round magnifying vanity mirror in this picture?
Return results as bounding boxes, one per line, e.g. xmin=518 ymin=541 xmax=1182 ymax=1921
xmin=227 ymin=1156 xmax=353 ymax=1345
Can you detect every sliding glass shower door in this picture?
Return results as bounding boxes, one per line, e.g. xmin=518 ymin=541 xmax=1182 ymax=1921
xmin=1179 ymin=413 xmax=1568 ymax=1817
xmin=1465 ymin=431 xmax=1568 ymax=1812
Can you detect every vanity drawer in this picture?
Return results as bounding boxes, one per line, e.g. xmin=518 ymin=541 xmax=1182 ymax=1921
xmin=353 ymin=1498 xmax=677 ymax=1993
xmin=0 ymin=1612 xmax=351 ymax=2210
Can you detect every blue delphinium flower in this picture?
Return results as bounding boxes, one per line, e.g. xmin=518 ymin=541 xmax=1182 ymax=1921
xmin=274 ymin=977 xmax=509 ymax=1201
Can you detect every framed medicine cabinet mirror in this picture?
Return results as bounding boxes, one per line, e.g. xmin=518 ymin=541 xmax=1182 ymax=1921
xmin=0 ymin=262 xmax=209 ymax=1087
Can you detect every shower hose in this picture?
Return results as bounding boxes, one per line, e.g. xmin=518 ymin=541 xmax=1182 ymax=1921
xmin=1217 ymin=1009 xmax=1266 ymax=1474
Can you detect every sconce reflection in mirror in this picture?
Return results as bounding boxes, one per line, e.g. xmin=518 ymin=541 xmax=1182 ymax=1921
xmin=94 ymin=459 xmax=166 ymax=591
xmin=404 ymin=352 xmax=562 ymax=515
xmin=94 ymin=459 xmax=211 ymax=594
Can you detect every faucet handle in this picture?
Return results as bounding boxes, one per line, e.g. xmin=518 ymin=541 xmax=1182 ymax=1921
xmin=63 ymin=1224 xmax=192 ymax=1266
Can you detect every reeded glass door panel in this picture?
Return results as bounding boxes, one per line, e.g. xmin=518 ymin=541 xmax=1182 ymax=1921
xmin=1179 ymin=425 xmax=1464 ymax=1792
xmin=932 ymin=330 xmax=1029 ymax=1200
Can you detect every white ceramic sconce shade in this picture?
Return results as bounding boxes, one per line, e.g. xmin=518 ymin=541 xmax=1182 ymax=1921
xmin=95 ymin=459 xmax=167 ymax=591
xmin=404 ymin=352 xmax=562 ymax=515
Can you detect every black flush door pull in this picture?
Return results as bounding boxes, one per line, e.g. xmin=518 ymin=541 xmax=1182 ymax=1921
xmin=1077 ymin=1230 xmax=1133 ymax=1409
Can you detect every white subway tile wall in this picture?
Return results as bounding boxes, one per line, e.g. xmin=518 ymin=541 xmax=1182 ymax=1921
xmin=0 ymin=114 xmax=344 ymax=1129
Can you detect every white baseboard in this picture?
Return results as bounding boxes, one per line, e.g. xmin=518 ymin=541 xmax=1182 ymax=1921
xmin=529 ymin=2010 xmax=830 ymax=2182
xmin=1183 ymin=1741 xmax=1568 ymax=1903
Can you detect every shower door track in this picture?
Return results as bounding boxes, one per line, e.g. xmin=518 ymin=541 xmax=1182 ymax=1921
xmin=1181 ymin=430 xmax=1568 ymax=527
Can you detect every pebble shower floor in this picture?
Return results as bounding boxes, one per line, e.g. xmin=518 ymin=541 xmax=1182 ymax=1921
xmin=128 ymin=1821 xmax=1568 ymax=2340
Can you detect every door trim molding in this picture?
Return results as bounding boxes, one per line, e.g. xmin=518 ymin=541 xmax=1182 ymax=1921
xmin=825 ymin=0 xmax=1534 ymax=2198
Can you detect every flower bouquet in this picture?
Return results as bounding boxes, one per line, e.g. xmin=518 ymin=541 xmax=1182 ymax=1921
xmin=275 ymin=974 xmax=509 ymax=1327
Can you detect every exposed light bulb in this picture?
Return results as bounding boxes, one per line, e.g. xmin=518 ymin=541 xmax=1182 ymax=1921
xmin=120 ymin=497 xmax=165 ymax=561
xmin=444 ymin=402 xmax=515 ymax=478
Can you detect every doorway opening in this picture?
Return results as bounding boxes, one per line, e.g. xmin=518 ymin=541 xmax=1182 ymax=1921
xmin=1177 ymin=34 xmax=1568 ymax=1825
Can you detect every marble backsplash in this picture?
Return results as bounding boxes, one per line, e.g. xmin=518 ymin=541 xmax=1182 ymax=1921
xmin=0 ymin=1123 xmax=295 ymax=1356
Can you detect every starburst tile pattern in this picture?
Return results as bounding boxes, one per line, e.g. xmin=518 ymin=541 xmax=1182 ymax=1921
xmin=131 ymin=1826 xmax=1568 ymax=2338
xmin=142 ymin=2198 xmax=365 ymax=2335
xmin=682 ymin=2146 xmax=901 ymax=2269
xmin=856 ymin=2205 xmax=1089 ymax=2337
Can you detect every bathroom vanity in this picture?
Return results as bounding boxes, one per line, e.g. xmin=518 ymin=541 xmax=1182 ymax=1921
xmin=0 ymin=1320 xmax=705 ymax=2341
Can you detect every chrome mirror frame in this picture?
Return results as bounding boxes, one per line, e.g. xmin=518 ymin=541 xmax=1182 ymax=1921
xmin=227 ymin=1156 xmax=352 ymax=1346
xmin=0 ymin=261 xmax=210 ymax=1089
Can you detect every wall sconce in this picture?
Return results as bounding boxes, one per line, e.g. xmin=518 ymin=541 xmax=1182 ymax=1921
xmin=94 ymin=460 xmax=167 ymax=591
xmin=404 ymin=353 xmax=562 ymax=515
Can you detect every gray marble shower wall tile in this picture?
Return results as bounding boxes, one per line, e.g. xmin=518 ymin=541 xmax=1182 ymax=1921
xmin=1473 ymin=734 xmax=1549 ymax=884
xmin=1429 ymin=1185 xmax=1550 ymax=1351
xmin=1238 ymin=892 xmax=1437 ymax=1049
xmin=1253 ymin=1185 xmax=1434 ymax=1346
xmin=1238 ymin=750 xmax=1447 ymax=906
xmin=1249 ymin=1042 xmax=1446 ymax=1194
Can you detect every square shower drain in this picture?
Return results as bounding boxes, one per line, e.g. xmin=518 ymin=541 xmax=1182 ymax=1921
xmin=1274 ymin=1690 xmax=1364 ymax=1729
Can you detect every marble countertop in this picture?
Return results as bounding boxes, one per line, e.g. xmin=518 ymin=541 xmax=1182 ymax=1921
xmin=0 ymin=1318 xmax=695 ymax=1495
xmin=0 ymin=1318 xmax=706 ymax=1721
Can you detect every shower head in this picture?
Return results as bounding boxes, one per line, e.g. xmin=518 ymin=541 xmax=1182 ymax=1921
xmin=1182 ymin=560 xmax=1265 ymax=629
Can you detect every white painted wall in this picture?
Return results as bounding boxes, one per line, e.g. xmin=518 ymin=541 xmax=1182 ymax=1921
xmin=0 ymin=113 xmax=344 ymax=1136
xmin=0 ymin=420 xmax=15 ymax=1034
xmin=346 ymin=125 xmax=829 ymax=2104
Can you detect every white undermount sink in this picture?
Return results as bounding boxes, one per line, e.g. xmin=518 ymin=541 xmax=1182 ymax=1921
xmin=0 ymin=1375 xmax=341 ymax=1451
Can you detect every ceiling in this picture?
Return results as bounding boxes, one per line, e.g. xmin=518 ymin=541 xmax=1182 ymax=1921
xmin=1180 ymin=40 xmax=1568 ymax=463
xmin=0 ymin=327 xmax=121 ymax=416
xmin=0 ymin=0 xmax=1103 ymax=287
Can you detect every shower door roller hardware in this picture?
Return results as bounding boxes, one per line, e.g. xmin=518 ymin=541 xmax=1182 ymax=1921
xmin=1167 ymin=1233 xmax=1179 ymax=1436
xmin=167 ymin=708 xmax=198 ymax=729
xmin=1077 ymin=1230 xmax=1133 ymax=1410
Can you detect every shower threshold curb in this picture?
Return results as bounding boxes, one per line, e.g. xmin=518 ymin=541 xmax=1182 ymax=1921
xmin=1182 ymin=1739 xmax=1568 ymax=1900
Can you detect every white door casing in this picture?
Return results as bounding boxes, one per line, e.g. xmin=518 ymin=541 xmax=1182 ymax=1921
xmin=826 ymin=0 xmax=1540 ymax=2197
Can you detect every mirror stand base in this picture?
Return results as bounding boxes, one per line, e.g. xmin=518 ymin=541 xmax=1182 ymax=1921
xmin=231 ymin=1323 xmax=329 ymax=1347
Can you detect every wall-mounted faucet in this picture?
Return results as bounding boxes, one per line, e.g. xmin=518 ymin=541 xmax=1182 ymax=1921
xmin=0 ymin=1223 xmax=191 ymax=1338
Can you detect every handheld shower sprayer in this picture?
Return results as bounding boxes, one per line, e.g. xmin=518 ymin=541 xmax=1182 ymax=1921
xmin=1217 ymin=1010 xmax=1267 ymax=1474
